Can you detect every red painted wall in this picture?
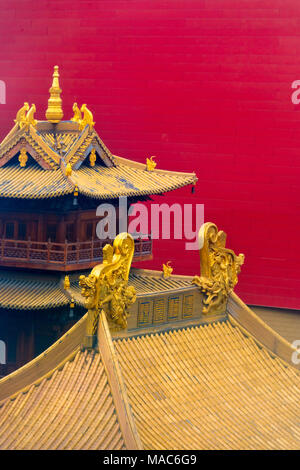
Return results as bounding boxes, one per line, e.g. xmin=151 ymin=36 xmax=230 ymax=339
xmin=0 ymin=0 xmax=300 ymax=309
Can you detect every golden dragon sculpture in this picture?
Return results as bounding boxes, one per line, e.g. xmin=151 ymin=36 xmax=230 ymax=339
xmin=193 ymin=222 xmax=244 ymax=316
xmin=79 ymin=233 xmax=136 ymax=348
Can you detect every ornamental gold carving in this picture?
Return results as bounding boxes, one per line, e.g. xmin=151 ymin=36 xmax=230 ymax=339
xmin=162 ymin=261 xmax=173 ymax=278
xmin=15 ymin=102 xmax=37 ymax=129
xmin=14 ymin=102 xmax=30 ymax=128
xmin=89 ymin=148 xmax=96 ymax=166
xmin=18 ymin=148 xmax=28 ymax=167
xmin=25 ymin=104 xmax=37 ymax=127
xmin=79 ymin=233 xmax=136 ymax=348
xmin=46 ymin=65 xmax=63 ymax=123
xmin=71 ymin=102 xmax=82 ymax=124
xmin=193 ymin=222 xmax=244 ymax=315
xmin=79 ymin=104 xmax=95 ymax=131
xmin=146 ymin=156 xmax=156 ymax=171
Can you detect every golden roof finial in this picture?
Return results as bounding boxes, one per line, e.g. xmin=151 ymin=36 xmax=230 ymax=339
xmin=46 ymin=65 xmax=63 ymax=123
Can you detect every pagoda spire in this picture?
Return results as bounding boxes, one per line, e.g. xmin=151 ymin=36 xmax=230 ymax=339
xmin=46 ymin=65 xmax=63 ymax=123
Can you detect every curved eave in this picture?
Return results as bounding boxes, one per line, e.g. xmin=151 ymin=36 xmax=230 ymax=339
xmin=0 ymin=164 xmax=73 ymax=199
xmin=0 ymin=157 xmax=196 ymax=200
xmin=70 ymin=162 xmax=197 ymax=200
xmin=0 ymin=269 xmax=195 ymax=311
xmin=0 ymin=273 xmax=69 ymax=310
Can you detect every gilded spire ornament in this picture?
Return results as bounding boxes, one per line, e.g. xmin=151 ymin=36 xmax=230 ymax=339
xmin=46 ymin=66 xmax=63 ymax=123
xmin=193 ymin=222 xmax=244 ymax=315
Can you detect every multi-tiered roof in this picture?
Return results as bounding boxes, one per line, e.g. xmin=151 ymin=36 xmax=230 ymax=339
xmin=0 ymin=66 xmax=196 ymax=200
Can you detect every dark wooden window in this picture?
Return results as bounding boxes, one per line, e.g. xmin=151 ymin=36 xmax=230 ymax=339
xmin=5 ymin=222 xmax=14 ymax=239
xmin=46 ymin=224 xmax=57 ymax=242
xmin=17 ymin=223 xmax=27 ymax=240
xmin=86 ymin=222 xmax=94 ymax=240
xmin=66 ymin=223 xmax=75 ymax=242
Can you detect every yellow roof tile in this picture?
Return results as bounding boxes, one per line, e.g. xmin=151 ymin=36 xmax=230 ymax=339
xmin=114 ymin=320 xmax=300 ymax=450
xmin=0 ymin=350 xmax=127 ymax=450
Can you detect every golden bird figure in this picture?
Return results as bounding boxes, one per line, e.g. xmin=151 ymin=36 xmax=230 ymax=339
xmin=162 ymin=261 xmax=173 ymax=278
xmin=146 ymin=156 xmax=157 ymax=171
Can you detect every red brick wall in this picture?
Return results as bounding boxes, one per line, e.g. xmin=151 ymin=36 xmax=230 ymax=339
xmin=1 ymin=0 xmax=300 ymax=308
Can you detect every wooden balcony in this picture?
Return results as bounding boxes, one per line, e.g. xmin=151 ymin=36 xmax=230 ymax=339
xmin=0 ymin=237 xmax=153 ymax=271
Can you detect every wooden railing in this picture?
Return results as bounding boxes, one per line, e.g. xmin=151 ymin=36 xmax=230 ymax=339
xmin=0 ymin=237 xmax=152 ymax=268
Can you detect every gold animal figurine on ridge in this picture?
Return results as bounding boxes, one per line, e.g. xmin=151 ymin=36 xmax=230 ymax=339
xmin=193 ymin=222 xmax=244 ymax=316
xmin=15 ymin=102 xmax=37 ymax=129
xmin=79 ymin=233 xmax=137 ymax=348
xmin=146 ymin=156 xmax=157 ymax=171
xmin=71 ymin=102 xmax=82 ymax=124
xmin=14 ymin=102 xmax=30 ymax=128
xmin=79 ymin=104 xmax=95 ymax=131
xmin=162 ymin=261 xmax=173 ymax=278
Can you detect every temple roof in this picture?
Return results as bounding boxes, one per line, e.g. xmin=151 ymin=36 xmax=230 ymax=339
xmin=0 ymin=67 xmax=197 ymax=200
xmin=0 ymin=301 xmax=300 ymax=450
xmin=115 ymin=320 xmax=300 ymax=450
xmin=0 ymin=268 xmax=194 ymax=310
xmin=0 ymin=350 xmax=128 ymax=450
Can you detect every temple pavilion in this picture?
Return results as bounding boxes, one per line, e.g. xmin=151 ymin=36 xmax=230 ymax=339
xmin=0 ymin=67 xmax=196 ymax=372
xmin=0 ymin=68 xmax=300 ymax=451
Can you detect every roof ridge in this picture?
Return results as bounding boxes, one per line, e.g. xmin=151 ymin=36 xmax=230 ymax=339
xmin=0 ymin=313 xmax=87 ymax=403
xmin=97 ymin=310 xmax=143 ymax=450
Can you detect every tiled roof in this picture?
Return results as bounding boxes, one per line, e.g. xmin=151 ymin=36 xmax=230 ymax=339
xmin=69 ymin=270 xmax=195 ymax=306
xmin=114 ymin=320 xmax=300 ymax=450
xmin=0 ymin=271 xmax=68 ymax=310
xmin=0 ymin=161 xmax=195 ymax=200
xmin=70 ymin=163 xmax=196 ymax=200
xmin=0 ymin=121 xmax=196 ymax=200
xmin=251 ymin=306 xmax=300 ymax=345
xmin=0 ymin=162 xmax=72 ymax=199
xmin=0 ymin=269 xmax=195 ymax=311
xmin=1 ymin=301 xmax=300 ymax=449
xmin=129 ymin=271 xmax=193 ymax=294
xmin=0 ymin=350 xmax=126 ymax=450
xmin=38 ymin=130 xmax=82 ymax=155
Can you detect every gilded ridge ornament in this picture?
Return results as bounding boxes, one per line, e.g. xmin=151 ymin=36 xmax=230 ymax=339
xmin=79 ymin=233 xmax=136 ymax=348
xmin=18 ymin=148 xmax=28 ymax=167
xmin=162 ymin=261 xmax=173 ymax=278
xmin=15 ymin=103 xmax=37 ymax=129
xmin=65 ymin=163 xmax=72 ymax=176
xmin=45 ymin=65 xmax=63 ymax=123
xmin=89 ymin=148 xmax=96 ymax=167
xmin=79 ymin=104 xmax=95 ymax=131
xmin=71 ymin=102 xmax=82 ymax=124
xmin=26 ymin=104 xmax=37 ymax=128
xmin=193 ymin=222 xmax=244 ymax=315
xmin=63 ymin=275 xmax=70 ymax=291
xmin=14 ymin=102 xmax=30 ymax=128
xmin=146 ymin=156 xmax=157 ymax=171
